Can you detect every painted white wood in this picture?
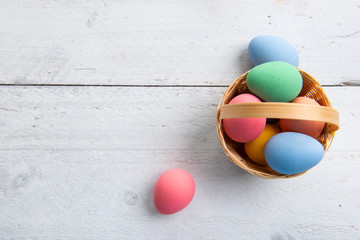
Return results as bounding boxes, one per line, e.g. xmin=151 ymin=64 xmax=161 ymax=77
xmin=0 ymin=0 xmax=359 ymax=86
xmin=0 ymin=86 xmax=356 ymax=152
xmin=0 ymin=0 xmax=359 ymax=239
xmin=0 ymin=86 xmax=359 ymax=239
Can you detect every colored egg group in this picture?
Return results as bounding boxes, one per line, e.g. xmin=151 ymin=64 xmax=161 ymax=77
xmin=222 ymin=35 xmax=328 ymax=175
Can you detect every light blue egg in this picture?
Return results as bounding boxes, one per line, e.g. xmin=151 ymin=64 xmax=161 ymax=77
xmin=264 ymin=132 xmax=324 ymax=175
xmin=248 ymin=35 xmax=299 ymax=67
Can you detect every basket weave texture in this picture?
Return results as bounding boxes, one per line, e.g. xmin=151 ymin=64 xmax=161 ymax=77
xmin=216 ymin=69 xmax=339 ymax=179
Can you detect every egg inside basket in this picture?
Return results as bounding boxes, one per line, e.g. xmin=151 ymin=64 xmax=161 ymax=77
xmin=216 ymin=70 xmax=340 ymax=179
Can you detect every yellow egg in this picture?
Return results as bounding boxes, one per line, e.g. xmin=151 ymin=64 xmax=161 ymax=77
xmin=244 ymin=124 xmax=281 ymax=166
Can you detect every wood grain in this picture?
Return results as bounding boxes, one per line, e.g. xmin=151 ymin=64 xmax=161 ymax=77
xmin=0 ymin=0 xmax=359 ymax=239
xmin=0 ymin=86 xmax=359 ymax=239
xmin=0 ymin=86 xmax=356 ymax=152
xmin=0 ymin=0 xmax=359 ymax=86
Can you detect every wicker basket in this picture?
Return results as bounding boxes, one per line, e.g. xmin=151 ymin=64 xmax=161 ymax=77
xmin=216 ymin=69 xmax=340 ymax=179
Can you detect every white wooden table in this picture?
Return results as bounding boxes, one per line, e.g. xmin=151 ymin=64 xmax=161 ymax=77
xmin=0 ymin=1 xmax=359 ymax=239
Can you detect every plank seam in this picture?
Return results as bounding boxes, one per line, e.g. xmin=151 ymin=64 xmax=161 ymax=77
xmin=0 ymin=84 xmax=354 ymax=88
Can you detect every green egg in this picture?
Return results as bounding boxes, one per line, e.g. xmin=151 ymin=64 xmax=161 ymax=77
xmin=246 ymin=61 xmax=303 ymax=102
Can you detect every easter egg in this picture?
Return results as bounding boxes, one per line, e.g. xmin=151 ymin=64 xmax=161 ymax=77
xmin=279 ymin=97 xmax=325 ymax=138
xmin=154 ymin=169 xmax=195 ymax=214
xmin=248 ymin=35 xmax=299 ymax=67
xmin=265 ymin=132 xmax=324 ymax=175
xmin=222 ymin=93 xmax=266 ymax=143
xmin=244 ymin=124 xmax=281 ymax=166
xmin=246 ymin=61 xmax=303 ymax=102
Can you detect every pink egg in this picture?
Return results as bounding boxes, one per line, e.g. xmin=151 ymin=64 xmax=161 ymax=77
xmin=279 ymin=97 xmax=325 ymax=138
xmin=154 ymin=169 xmax=195 ymax=215
xmin=222 ymin=93 xmax=266 ymax=142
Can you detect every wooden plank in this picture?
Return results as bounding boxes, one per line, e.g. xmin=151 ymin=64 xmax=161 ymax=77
xmin=0 ymin=150 xmax=359 ymax=239
xmin=0 ymin=86 xmax=356 ymax=151
xmin=0 ymin=86 xmax=359 ymax=239
xmin=0 ymin=0 xmax=359 ymax=86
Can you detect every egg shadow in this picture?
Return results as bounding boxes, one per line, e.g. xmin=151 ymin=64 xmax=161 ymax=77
xmin=181 ymin=90 xmax=277 ymax=210
xmin=238 ymin=47 xmax=254 ymax=73
xmin=143 ymin=173 xmax=163 ymax=216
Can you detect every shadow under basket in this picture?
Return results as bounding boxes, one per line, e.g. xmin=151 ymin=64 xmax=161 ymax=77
xmin=216 ymin=69 xmax=340 ymax=179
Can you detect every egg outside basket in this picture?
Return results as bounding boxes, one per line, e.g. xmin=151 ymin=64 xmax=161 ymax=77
xmin=216 ymin=69 xmax=340 ymax=179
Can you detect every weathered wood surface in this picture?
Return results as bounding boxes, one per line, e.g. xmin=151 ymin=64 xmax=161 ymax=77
xmin=0 ymin=0 xmax=359 ymax=239
xmin=0 ymin=0 xmax=359 ymax=86
xmin=0 ymin=86 xmax=359 ymax=239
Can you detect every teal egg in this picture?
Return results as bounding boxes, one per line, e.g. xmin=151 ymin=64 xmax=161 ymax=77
xmin=246 ymin=61 xmax=303 ymax=102
xmin=264 ymin=132 xmax=324 ymax=175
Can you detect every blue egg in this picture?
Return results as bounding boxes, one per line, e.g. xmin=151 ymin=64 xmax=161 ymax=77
xmin=248 ymin=35 xmax=299 ymax=67
xmin=264 ymin=132 xmax=324 ymax=175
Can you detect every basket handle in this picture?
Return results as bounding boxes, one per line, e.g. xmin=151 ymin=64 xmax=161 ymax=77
xmin=219 ymin=102 xmax=340 ymax=132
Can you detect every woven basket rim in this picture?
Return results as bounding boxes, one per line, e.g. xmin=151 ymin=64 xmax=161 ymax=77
xmin=216 ymin=68 xmax=338 ymax=179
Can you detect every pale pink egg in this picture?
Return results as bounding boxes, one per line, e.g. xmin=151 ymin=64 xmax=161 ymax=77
xmin=222 ymin=93 xmax=266 ymax=142
xmin=279 ymin=97 xmax=325 ymax=138
xmin=154 ymin=169 xmax=195 ymax=215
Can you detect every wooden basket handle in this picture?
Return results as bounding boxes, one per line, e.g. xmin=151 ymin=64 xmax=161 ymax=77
xmin=219 ymin=102 xmax=340 ymax=132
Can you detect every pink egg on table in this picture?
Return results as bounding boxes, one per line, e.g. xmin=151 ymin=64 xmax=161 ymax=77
xmin=154 ymin=169 xmax=195 ymax=215
xmin=222 ymin=93 xmax=266 ymax=143
xmin=279 ymin=97 xmax=325 ymax=138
